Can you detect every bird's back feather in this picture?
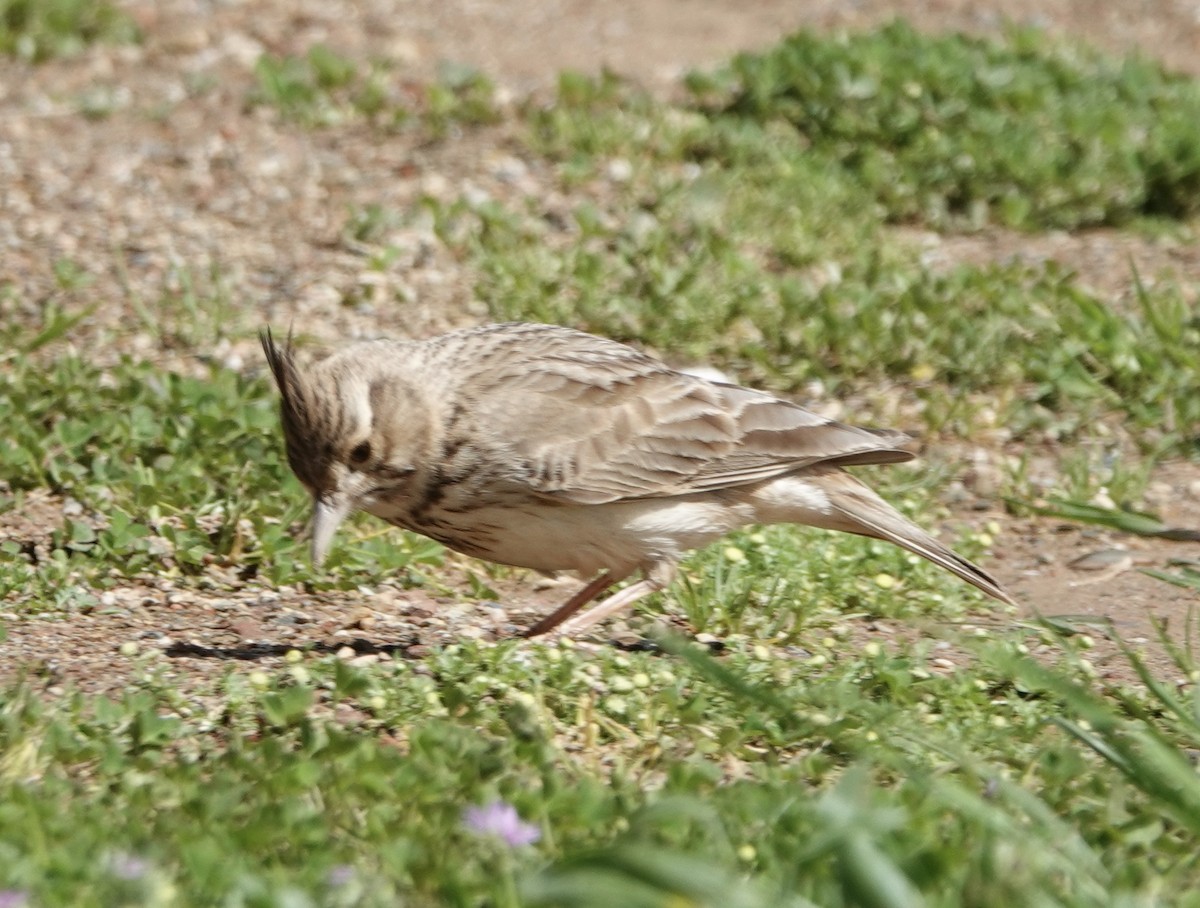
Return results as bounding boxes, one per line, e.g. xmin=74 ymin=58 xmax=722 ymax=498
xmin=425 ymin=323 xmax=915 ymax=505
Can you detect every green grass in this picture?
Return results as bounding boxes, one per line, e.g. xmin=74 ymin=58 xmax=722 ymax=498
xmin=249 ymin=46 xmax=500 ymax=135
xmin=528 ymin=25 xmax=1200 ymax=232
xmin=0 ymin=0 xmax=137 ymax=62
xmin=3 ymin=629 xmax=1200 ymax=905
xmin=3 ymin=18 xmax=1200 ymax=908
xmin=700 ymin=22 xmax=1200 ymax=229
xmin=0 ymin=352 xmax=443 ymax=602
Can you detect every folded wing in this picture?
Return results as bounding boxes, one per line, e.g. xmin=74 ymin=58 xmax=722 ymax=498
xmin=451 ymin=325 xmax=915 ymax=505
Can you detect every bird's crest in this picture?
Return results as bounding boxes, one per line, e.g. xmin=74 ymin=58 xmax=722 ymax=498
xmin=260 ymin=327 xmax=328 ymax=485
xmin=260 ymin=326 xmax=308 ymax=419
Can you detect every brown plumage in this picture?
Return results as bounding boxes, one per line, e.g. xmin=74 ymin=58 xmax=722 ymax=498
xmin=262 ymin=322 xmax=1014 ymax=638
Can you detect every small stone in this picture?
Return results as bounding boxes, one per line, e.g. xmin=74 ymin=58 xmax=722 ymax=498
xmin=606 ymin=158 xmax=633 ymax=182
xmin=344 ymin=608 xmax=376 ymax=630
xmin=492 ymin=155 xmax=528 ymax=182
xmin=230 ymin=619 xmax=262 ymax=640
xmin=421 ymin=173 xmax=450 ymax=198
xmin=1068 ymin=549 xmax=1132 ymax=571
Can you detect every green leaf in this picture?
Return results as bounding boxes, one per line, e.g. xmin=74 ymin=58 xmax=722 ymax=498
xmin=1027 ymin=498 xmax=1200 ymax=540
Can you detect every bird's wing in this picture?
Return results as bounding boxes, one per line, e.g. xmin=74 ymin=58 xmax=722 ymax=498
xmin=445 ymin=324 xmax=915 ymax=506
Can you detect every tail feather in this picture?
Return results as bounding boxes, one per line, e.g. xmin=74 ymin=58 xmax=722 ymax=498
xmin=808 ymin=471 xmax=1015 ymax=606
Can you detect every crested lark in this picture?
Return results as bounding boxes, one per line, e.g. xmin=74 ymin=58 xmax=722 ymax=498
xmin=262 ymin=323 xmax=1014 ymax=638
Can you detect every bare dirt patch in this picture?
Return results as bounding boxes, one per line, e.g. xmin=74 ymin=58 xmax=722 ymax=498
xmin=999 ymin=460 xmax=1200 ymax=681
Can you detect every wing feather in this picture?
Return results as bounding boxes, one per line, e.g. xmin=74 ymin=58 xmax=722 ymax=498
xmin=436 ymin=323 xmax=915 ymax=505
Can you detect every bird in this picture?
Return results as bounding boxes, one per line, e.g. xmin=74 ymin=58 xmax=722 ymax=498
xmin=261 ymin=322 xmax=1014 ymax=638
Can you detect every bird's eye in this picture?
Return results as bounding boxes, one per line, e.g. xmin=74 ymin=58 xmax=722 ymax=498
xmin=349 ymin=441 xmax=372 ymax=465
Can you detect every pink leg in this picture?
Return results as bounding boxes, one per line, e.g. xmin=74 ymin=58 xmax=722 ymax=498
xmin=551 ymin=577 xmax=665 ymax=638
xmin=520 ymin=569 xmax=631 ymax=638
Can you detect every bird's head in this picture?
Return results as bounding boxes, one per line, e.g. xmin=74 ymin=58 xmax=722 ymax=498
xmin=260 ymin=330 xmax=433 ymax=566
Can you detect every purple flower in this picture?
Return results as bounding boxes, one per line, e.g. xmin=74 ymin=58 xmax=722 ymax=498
xmin=463 ymin=801 xmax=541 ymax=847
xmin=327 ymin=865 xmax=356 ymax=888
xmin=108 ymin=852 xmax=150 ymax=881
xmin=0 ymin=891 xmax=27 ymax=908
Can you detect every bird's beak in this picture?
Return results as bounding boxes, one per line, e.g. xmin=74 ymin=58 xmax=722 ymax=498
xmin=310 ymin=492 xmax=354 ymax=568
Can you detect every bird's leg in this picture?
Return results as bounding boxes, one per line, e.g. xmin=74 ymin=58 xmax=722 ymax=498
xmin=519 ymin=569 xmax=631 ymax=638
xmin=550 ymin=562 xmax=677 ymax=639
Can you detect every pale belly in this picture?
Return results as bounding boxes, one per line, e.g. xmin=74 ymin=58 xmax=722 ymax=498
xmin=372 ymin=494 xmax=757 ymax=577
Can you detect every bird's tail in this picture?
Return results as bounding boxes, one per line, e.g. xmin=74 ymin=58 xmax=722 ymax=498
xmin=768 ymin=469 xmax=1015 ymax=606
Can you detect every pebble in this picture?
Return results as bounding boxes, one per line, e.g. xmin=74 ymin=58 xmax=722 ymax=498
xmin=344 ymin=607 xmax=377 ymax=630
xmin=230 ymin=619 xmax=262 ymax=639
xmin=1068 ymin=549 xmax=1132 ymax=571
xmin=606 ymin=158 xmax=633 ymax=182
xmin=612 ymin=631 xmax=643 ymax=648
xmin=491 ymin=154 xmax=528 ymax=182
xmin=421 ymin=172 xmax=451 ymax=198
